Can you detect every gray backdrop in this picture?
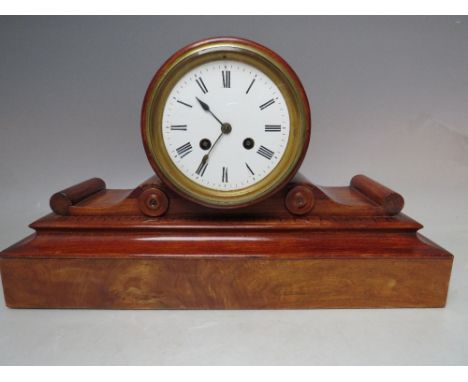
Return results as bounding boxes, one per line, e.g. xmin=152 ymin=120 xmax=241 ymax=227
xmin=0 ymin=16 xmax=467 ymax=365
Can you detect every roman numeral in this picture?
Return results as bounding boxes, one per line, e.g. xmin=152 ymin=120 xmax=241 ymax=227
xmin=196 ymin=160 xmax=208 ymax=176
xmin=245 ymin=162 xmax=255 ymax=175
xmin=257 ymin=145 xmax=274 ymax=160
xmin=195 ymin=77 xmax=208 ymax=94
xmin=259 ymin=98 xmax=275 ymax=110
xmin=176 ymin=142 xmax=193 ymax=158
xmin=222 ymin=70 xmax=231 ymax=88
xmin=176 ymin=100 xmax=192 ymax=108
xmin=222 ymin=166 xmax=228 ymax=183
xmin=246 ymin=78 xmax=255 ymax=94
xmin=170 ymin=124 xmax=187 ymax=131
xmin=265 ymin=124 xmax=281 ymax=132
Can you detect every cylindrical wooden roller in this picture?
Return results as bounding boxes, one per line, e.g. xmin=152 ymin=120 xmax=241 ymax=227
xmin=50 ymin=178 xmax=106 ymax=216
xmin=350 ymin=174 xmax=404 ymax=215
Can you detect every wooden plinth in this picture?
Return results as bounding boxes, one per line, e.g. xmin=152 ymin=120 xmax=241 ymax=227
xmin=0 ymin=174 xmax=453 ymax=309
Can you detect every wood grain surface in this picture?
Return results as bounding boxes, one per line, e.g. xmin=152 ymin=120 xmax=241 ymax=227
xmin=0 ymin=174 xmax=454 ymax=309
xmin=1 ymin=257 xmax=452 ymax=309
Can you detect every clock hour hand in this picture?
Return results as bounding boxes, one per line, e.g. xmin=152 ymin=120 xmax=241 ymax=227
xmin=196 ymin=97 xmax=223 ymax=126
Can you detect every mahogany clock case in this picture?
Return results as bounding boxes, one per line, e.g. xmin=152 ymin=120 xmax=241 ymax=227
xmin=0 ymin=174 xmax=453 ymax=309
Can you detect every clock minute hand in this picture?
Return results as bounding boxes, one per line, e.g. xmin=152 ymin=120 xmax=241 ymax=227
xmin=195 ymin=133 xmax=220 ymax=175
xmin=206 ymin=131 xmax=225 ymax=158
xmin=199 ymin=131 xmax=224 ymax=167
xmin=196 ymin=97 xmax=223 ymax=126
xmin=195 ymin=124 xmax=231 ymax=175
xmin=206 ymin=122 xmax=232 ymax=161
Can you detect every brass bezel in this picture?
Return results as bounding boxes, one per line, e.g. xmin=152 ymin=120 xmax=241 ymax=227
xmin=142 ymin=39 xmax=310 ymax=208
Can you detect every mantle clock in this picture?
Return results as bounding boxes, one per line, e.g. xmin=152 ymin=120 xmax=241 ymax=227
xmin=0 ymin=37 xmax=453 ymax=309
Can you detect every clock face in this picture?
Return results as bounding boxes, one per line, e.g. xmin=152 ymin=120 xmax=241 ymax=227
xmin=162 ymin=59 xmax=290 ymax=191
xmin=141 ymin=38 xmax=310 ymax=208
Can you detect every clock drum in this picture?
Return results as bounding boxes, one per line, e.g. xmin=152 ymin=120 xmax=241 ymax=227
xmin=141 ymin=37 xmax=311 ymax=208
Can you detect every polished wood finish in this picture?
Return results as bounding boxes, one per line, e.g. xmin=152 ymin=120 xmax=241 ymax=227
xmin=0 ymin=174 xmax=453 ymax=309
xmin=138 ymin=187 xmax=169 ymax=217
xmin=56 ymin=174 xmax=396 ymax=219
xmin=351 ymin=174 xmax=404 ymax=215
xmin=1 ymin=257 xmax=452 ymax=309
xmin=50 ymin=177 xmax=106 ymax=215
xmin=285 ymin=184 xmax=315 ymax=215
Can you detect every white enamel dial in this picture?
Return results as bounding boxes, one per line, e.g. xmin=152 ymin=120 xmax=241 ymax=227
xmin=162 ymin=59 xmax=290 ymax=191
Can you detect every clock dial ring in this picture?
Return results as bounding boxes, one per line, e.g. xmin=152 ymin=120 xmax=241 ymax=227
xmin=141 ymin=37 xmax=310 ymax=208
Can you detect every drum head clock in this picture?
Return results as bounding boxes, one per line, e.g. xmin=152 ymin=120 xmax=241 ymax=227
xmin=1 ymin=36 xmax=452 ymax=310
xmin=141 ymin=37 xmax=311 ymax=208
